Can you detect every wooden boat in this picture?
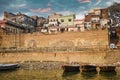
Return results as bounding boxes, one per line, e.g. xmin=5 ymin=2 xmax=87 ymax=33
xmin=62 ymin=71 xmax=80 ymax=77
xmin=62 ymin=64 xmax=80 ymax=72
xmin=99 ymin=66 xmax=116 ymax=72
xmin=0 ymin=63 xmax=19 ymax=70
xmin=81 ymin=64 xmax=97 ymax=72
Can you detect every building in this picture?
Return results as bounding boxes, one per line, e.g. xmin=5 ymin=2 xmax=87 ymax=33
xmin=37 ymin=17 xmax=46 ymax=27
xmin=48 ymin=27 xmax=59 ymax=34
xmin=89 ymin=8 xmax=101 ymax=30
xmin=3 ymin=11 xmax=37 ymax=33
xmin=31 ymin=16 xmax=47 ymax=32
xmin=0 ymin=20 xmax=25 ymax=34
xmin=100 ymin=8 xmax=109 ymax=29
xmin=85 ymin=8 xmax=109 ymax=30
xmin=48 ymin=13 xmax=62 ymax=26
xmin=74 ymin=19 xmax=85 ymax=31
xmin=91 ymin=15 xmax=100 ymax=29
xmin=0 ymin=20 xmax=25 ymax=48
xmin=4 ymin=11 xmax=15 ymax=19
xmin=89 ymin=8 xmax=101 ymax=16
xmin=47 ymin=13 xmax=76 ymax=32
xmin=58 ymin=14 xmax=75 ymax=27
xmin=84 ymin=14 xmax=92 ymax=30
xmin=0 ymin=20 xmax=6 ymax=29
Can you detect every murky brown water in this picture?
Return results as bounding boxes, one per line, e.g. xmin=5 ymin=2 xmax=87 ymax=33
xmin=0 ymin=68 xmax=120 ymax=80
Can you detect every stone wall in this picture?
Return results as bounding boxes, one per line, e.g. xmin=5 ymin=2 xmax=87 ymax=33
xmin=0 ymin=51 xmax=106 ymax=64
xmin=0 ymin=30 xmax=108 ymax=49
xmin=0 ymin=50 xmax=120 ymax=65
xmin=0 ymin=30 xmax=120 ymax=66
xmin=24 ymin=30 xmax=108 ymax=48
xmin=1 ymin=34 xmax=25 ymax=48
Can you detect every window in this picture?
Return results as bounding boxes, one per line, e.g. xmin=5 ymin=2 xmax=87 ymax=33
xmin=68 ymin=19 xmax=72 ymax=22
xmin=61 ymin=19 xmax=64 ymax=22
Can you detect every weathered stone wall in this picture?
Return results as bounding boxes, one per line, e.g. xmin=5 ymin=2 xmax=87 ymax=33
xmin=0 ymin=30 xmax=119 ymax=66
xmin=24 ymin=30 xmax=108 ymax=48
xmin=0 ymin=30 xmax=108 ymax=49
xmin=0 ymin=50 xmax=120 ymax=65
xmin=104 ymin=50 xmax=120 ymax=64
xmin=1 ymin=34 xmax=25 ymax=48
xmin=0 ymin=51 xmax=106 ymax=64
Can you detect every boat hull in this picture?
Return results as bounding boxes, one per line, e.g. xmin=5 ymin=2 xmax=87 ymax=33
xmin=62 ymin=65 xmax=80 ymax=72
xmin=81 ymin=65 xmax=97 ymax=72
xmin=99 ymin=66 xmax=116 ymax=72
xmin=0 ymin=64 xmax=19 ymax=70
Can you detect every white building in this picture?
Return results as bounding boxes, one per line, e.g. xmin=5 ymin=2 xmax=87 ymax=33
xmin=48 ymin=13 xmax=62 ymax=26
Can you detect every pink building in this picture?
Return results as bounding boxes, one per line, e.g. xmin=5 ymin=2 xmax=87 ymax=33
xmin=74 ymin=19 xmax=85 ymax=31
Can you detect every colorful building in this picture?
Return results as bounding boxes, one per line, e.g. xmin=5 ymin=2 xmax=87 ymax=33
xmin=84 ymin=14 xmax=92 ymax=30
xmin=91 ymin=15 xmax=100 ymax=29
xmin=89 ymin=8 xmax=101 ymax=16
xmin=85 ymin=8 xmax=109 ymax=30
xmin=0 ymin=20 xmax=25 ymax=34
xmin=74 ymin=19 xmax=85 ymax=31
xmin=48 ymin=13 xmax=62 ymax=26
xmin=100 ymin=8 xmax=109 ymax=29
xmin=4 ymin=11 xmax=37 ymax=33
xmin=58 ymin=14 xmax=75 ymax=27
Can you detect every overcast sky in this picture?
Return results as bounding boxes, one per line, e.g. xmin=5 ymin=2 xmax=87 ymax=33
xmin=0 ymin=0 xmax=120 ymax=20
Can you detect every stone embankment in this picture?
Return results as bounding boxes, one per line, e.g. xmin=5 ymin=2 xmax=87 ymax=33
xmin=0 ymin=49 xmax=120 ymax=70
xmin=20 ymin=61 xmax=64 ymax=70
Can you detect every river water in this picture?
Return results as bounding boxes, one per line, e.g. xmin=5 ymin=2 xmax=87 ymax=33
xmin=0 ymin=68 xmax=120 ymax=80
